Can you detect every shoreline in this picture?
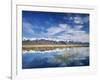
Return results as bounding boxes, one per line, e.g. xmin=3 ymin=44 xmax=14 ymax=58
xmin=22 ymin=44 xmax=89 ymax=51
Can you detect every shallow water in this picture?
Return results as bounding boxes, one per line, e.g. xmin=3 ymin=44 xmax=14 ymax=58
xmin=22 ymin=47 xmax=89 ymax=69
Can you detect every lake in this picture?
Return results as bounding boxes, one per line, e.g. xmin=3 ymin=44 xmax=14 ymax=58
xmin=22 ymin=47 xmax=89 ymax=69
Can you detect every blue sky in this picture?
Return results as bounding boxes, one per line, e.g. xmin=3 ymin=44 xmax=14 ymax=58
xmin=22 ymin=11 xmax=89 ymax=42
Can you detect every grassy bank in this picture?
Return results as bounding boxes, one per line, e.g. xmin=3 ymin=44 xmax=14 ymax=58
xmin=22 ymin=44 xmax=89 ymax=51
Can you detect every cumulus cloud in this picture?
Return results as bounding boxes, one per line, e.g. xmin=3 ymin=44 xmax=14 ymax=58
xmin=46 ymin=23 xmax=89 ymax=42
xmin=23 ymin=22 xmax=89 ymax=42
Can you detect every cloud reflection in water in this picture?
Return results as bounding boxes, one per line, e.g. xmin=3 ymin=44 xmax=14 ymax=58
xmin=22 ymin=47 xmax=89 ymax=69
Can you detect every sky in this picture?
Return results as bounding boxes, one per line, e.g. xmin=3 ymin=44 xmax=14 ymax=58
xmin=22 ymin=11 xmax=89 ymax=42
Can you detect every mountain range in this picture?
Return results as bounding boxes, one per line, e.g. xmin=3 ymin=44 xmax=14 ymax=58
xmin=22 ymin=39 xmax=89 ymax=46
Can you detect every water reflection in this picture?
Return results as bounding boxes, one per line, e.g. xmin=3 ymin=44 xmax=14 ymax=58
xmin=22 ymin=47 xmax=89 ymax=69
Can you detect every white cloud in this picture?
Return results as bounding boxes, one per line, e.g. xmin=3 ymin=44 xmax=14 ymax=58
xmin=23 ymin=21 xmax=35 ymax=36
xmin=56 ymin=28 xmax=89 ymax=42
xmin=23 ymin=22 xmax=89 ymax=42
xmin=74 ymin=25 xmax=84 ymax=29
xmin=71 ymin=33 xmax=89 ymax=42
xmin=46 ymin=26 xmax=61 ymax=35
xmin=74 ymin=15 xmax=89 ymax=24
xmin=46 ymin=23 xmax=89 ymax=42
xmin=74 ymin=16 xmax=83 ymax=24
xmin=46 ymin=24 xmax=70 ymax=36
xmin=64 ymin=15 xmax=89 ymax=25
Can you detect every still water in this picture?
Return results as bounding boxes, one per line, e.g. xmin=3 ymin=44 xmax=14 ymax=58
xmin=22 ymin=47 xmax=89 ymax=69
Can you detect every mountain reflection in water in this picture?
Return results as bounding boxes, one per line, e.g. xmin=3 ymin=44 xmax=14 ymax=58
xmin=22 ymin=47 xmax=89 ymax=69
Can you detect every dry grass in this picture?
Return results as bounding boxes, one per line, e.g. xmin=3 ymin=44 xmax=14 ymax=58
xmin=22 ymin=44 xmax=89 ymax=51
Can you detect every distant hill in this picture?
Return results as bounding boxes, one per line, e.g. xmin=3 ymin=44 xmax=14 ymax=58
xmin=22 ymin=39 xmax=89 ymax=46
